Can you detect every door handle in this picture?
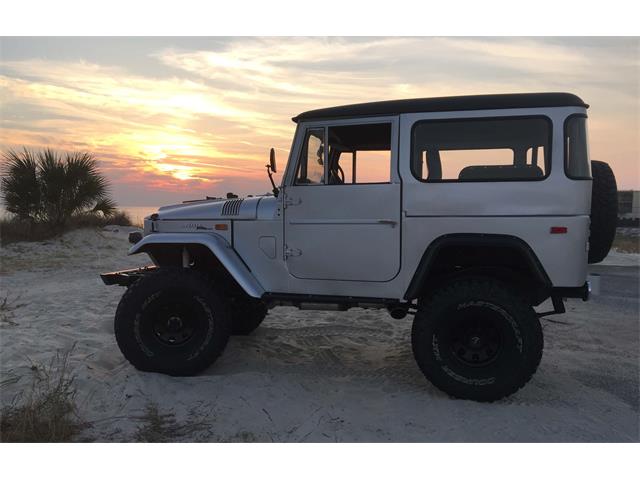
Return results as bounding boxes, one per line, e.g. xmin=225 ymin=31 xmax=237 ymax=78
xmin=378 ymin=219 xmax=398 ymax=227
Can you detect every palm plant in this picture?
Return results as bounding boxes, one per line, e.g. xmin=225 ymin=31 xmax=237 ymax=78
xmin=1 ymin=148 xmax=116 ymax=226
xmin=0 ymin=149 xmax=42 ymax=221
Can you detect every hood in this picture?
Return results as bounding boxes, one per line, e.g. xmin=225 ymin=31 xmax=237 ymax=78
xmin=153 ymin=196 xmax=270 ymax=221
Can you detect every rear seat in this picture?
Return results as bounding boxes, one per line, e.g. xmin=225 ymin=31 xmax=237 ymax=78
xmin=458 ymin=164 xmax=544 ymax=180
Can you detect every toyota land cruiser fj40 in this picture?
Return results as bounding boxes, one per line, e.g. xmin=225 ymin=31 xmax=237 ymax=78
xmin=102 ymin=93 xmax=617 ymax=401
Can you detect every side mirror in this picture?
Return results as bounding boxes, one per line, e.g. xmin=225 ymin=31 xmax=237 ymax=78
xmin=266 ymin=148 xmax=279 ymax=197
xmin=269 ymin=148 xmax=277 ymax=173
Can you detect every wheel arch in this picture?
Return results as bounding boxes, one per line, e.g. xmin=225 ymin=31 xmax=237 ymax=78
xmin=404 ymin=233 xmax=552 ymax=303
xmin=129 ymin=233 xmax=264 ymax=298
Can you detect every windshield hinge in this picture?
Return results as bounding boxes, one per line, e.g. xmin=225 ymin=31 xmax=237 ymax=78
xmin=283 ymin=196 xmax=302 ymax=208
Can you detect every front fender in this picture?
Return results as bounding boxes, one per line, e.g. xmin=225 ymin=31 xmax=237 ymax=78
xmin=129 ymin=233 xmax=265 ymax=298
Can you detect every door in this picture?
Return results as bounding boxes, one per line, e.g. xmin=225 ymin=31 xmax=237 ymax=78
xmin=283 ymin=119 xmax=401 ymax=282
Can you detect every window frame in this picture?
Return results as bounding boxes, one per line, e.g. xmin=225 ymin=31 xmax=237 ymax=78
xmin=286 ymin=116 xmax=398 ymax=188
xmin=332 ymin=147 xmax=392 ymax=186
xmin=409 ymin=115 xmax=553 ymax=183
xmin=563 ymin=113 xmax=592 ymax=181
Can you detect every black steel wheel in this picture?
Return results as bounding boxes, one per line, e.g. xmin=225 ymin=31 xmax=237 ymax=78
xmin=148 ymin=298 xmax=198 ymax=346
xmin=449 ymin=307 xmax=503 ymax=367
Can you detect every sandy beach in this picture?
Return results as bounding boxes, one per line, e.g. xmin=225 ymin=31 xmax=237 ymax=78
xmin=1 ymin=227 xmax=638 ymax=442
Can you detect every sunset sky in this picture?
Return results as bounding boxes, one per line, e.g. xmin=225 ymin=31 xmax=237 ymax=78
xmin=1 ymin=37 xmax=638 ymax=206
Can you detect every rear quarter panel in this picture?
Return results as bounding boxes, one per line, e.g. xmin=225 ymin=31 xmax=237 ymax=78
xmin=399 ymin=106 xmax=591 ymax=288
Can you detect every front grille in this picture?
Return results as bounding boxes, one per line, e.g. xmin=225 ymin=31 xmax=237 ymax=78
xmin=221 ymin=199 xmax=243 ymax=216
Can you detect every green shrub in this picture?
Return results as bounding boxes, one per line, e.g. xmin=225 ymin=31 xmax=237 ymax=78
xmin=0 ymin=148 xmax=132 ymax=244
xmin=1 ymin=148 xmax=116 ymax=226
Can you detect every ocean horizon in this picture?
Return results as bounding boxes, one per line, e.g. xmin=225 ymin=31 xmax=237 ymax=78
xmin=0 ymin=205 xmax=157 ymax=225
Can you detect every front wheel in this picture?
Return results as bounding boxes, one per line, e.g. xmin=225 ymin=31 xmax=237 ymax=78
xmin=411 ymin=277 xmax=543 ymax=402
xmin=114 ymin=268 xmax=231 ymax=376
xmin=230 ymin=298 xmax=268 ymax=335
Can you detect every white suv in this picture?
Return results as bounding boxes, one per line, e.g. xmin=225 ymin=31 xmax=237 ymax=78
xmin=102 ymin=93 xmax=618 ymax=402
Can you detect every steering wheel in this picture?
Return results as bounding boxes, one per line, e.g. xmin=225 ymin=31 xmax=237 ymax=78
xmin=330 ymin=165 xmax=345 ymax=184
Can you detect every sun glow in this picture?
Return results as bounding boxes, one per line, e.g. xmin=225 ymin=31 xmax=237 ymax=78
xmin=148 ymin=162 xmax=201 ymax=181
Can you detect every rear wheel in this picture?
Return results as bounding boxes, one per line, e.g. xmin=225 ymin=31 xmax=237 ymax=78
xmin=114 ymin=268 xmax=231 ymax=376
xmin=411 ymin=277 xmax=543 ymax=402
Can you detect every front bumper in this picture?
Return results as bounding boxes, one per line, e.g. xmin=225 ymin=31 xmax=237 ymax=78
xmin=100 ymin=266 xmax=158 ymax=286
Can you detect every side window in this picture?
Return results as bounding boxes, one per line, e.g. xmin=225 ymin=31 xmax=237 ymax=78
xmin=327 ymin=123 xmax=391 ymax=184
xmin=295 ymin=128 xmax=325 ymax=185
xmin=411 ymin=117 xmax=551 ymax=181
xmin=564 ymin=115 xmax=591 ymax=179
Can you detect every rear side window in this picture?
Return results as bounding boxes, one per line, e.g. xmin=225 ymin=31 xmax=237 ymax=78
xmin=411 ymin=117 xmax=551 ymax=182
xmin=564 ymin=114 xmax=591 ymax=179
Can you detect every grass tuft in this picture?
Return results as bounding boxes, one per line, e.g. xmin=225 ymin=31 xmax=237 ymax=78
xmin=134 ymin=403 xmax=210 ymax=442
xmin=0 ymin=348 xmax=83 ymax=442
xmin=0 ymin=293 xmax=26 ymax=326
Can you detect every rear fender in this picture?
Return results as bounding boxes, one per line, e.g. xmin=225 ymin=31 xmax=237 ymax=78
xmin=129 ymin=233 xmax=265 ymax=298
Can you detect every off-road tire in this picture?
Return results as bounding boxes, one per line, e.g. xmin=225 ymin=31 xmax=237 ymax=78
xmin=588 ymin=160 xmax=618 ymax=264
xmin=114 ymin=267 xmax=231 ymax=376
xmin=230 ymin=298 xmax=268 ymax=335
xmin=411 ymin=277 xmax=543 ymax=402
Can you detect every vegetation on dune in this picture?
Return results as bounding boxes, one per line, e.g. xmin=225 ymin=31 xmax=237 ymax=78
xmin=0 ymin=348 xmax=83 ymax=442
xmin=0 ymin=148 xmax=132 ymax=244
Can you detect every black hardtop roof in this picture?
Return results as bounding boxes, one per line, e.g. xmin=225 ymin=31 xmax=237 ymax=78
xmin=292 ymin=92 xmax=587 ymax=123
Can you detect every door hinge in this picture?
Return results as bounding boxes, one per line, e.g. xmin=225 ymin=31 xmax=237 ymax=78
xmin=284 ymin=245 xmax=302 ymax=259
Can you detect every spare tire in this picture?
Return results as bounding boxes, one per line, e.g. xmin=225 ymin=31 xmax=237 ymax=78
xmin=588 ymin=160 xmax=618 ymax=264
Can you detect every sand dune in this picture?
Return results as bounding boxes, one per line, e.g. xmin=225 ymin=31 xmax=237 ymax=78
xmin=1 ymin=228 xmax=638 ymax=441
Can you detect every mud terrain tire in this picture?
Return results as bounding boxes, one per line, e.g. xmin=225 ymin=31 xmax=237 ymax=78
xmin=114 ymin=268 xmax=231 ymax=376
xmin=411 ymin=277 xmax=543 ymax=402
xmin=230 ymin=298 xmax=268 ymax=335
xmin=588 ymin=160 xmax=618 ymax=264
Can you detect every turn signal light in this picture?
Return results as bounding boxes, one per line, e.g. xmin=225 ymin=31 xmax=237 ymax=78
xmin=215 ymin=224 xmax=229 ymax=231
xmin=550 ymin=226 xmax=568 ymax=234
